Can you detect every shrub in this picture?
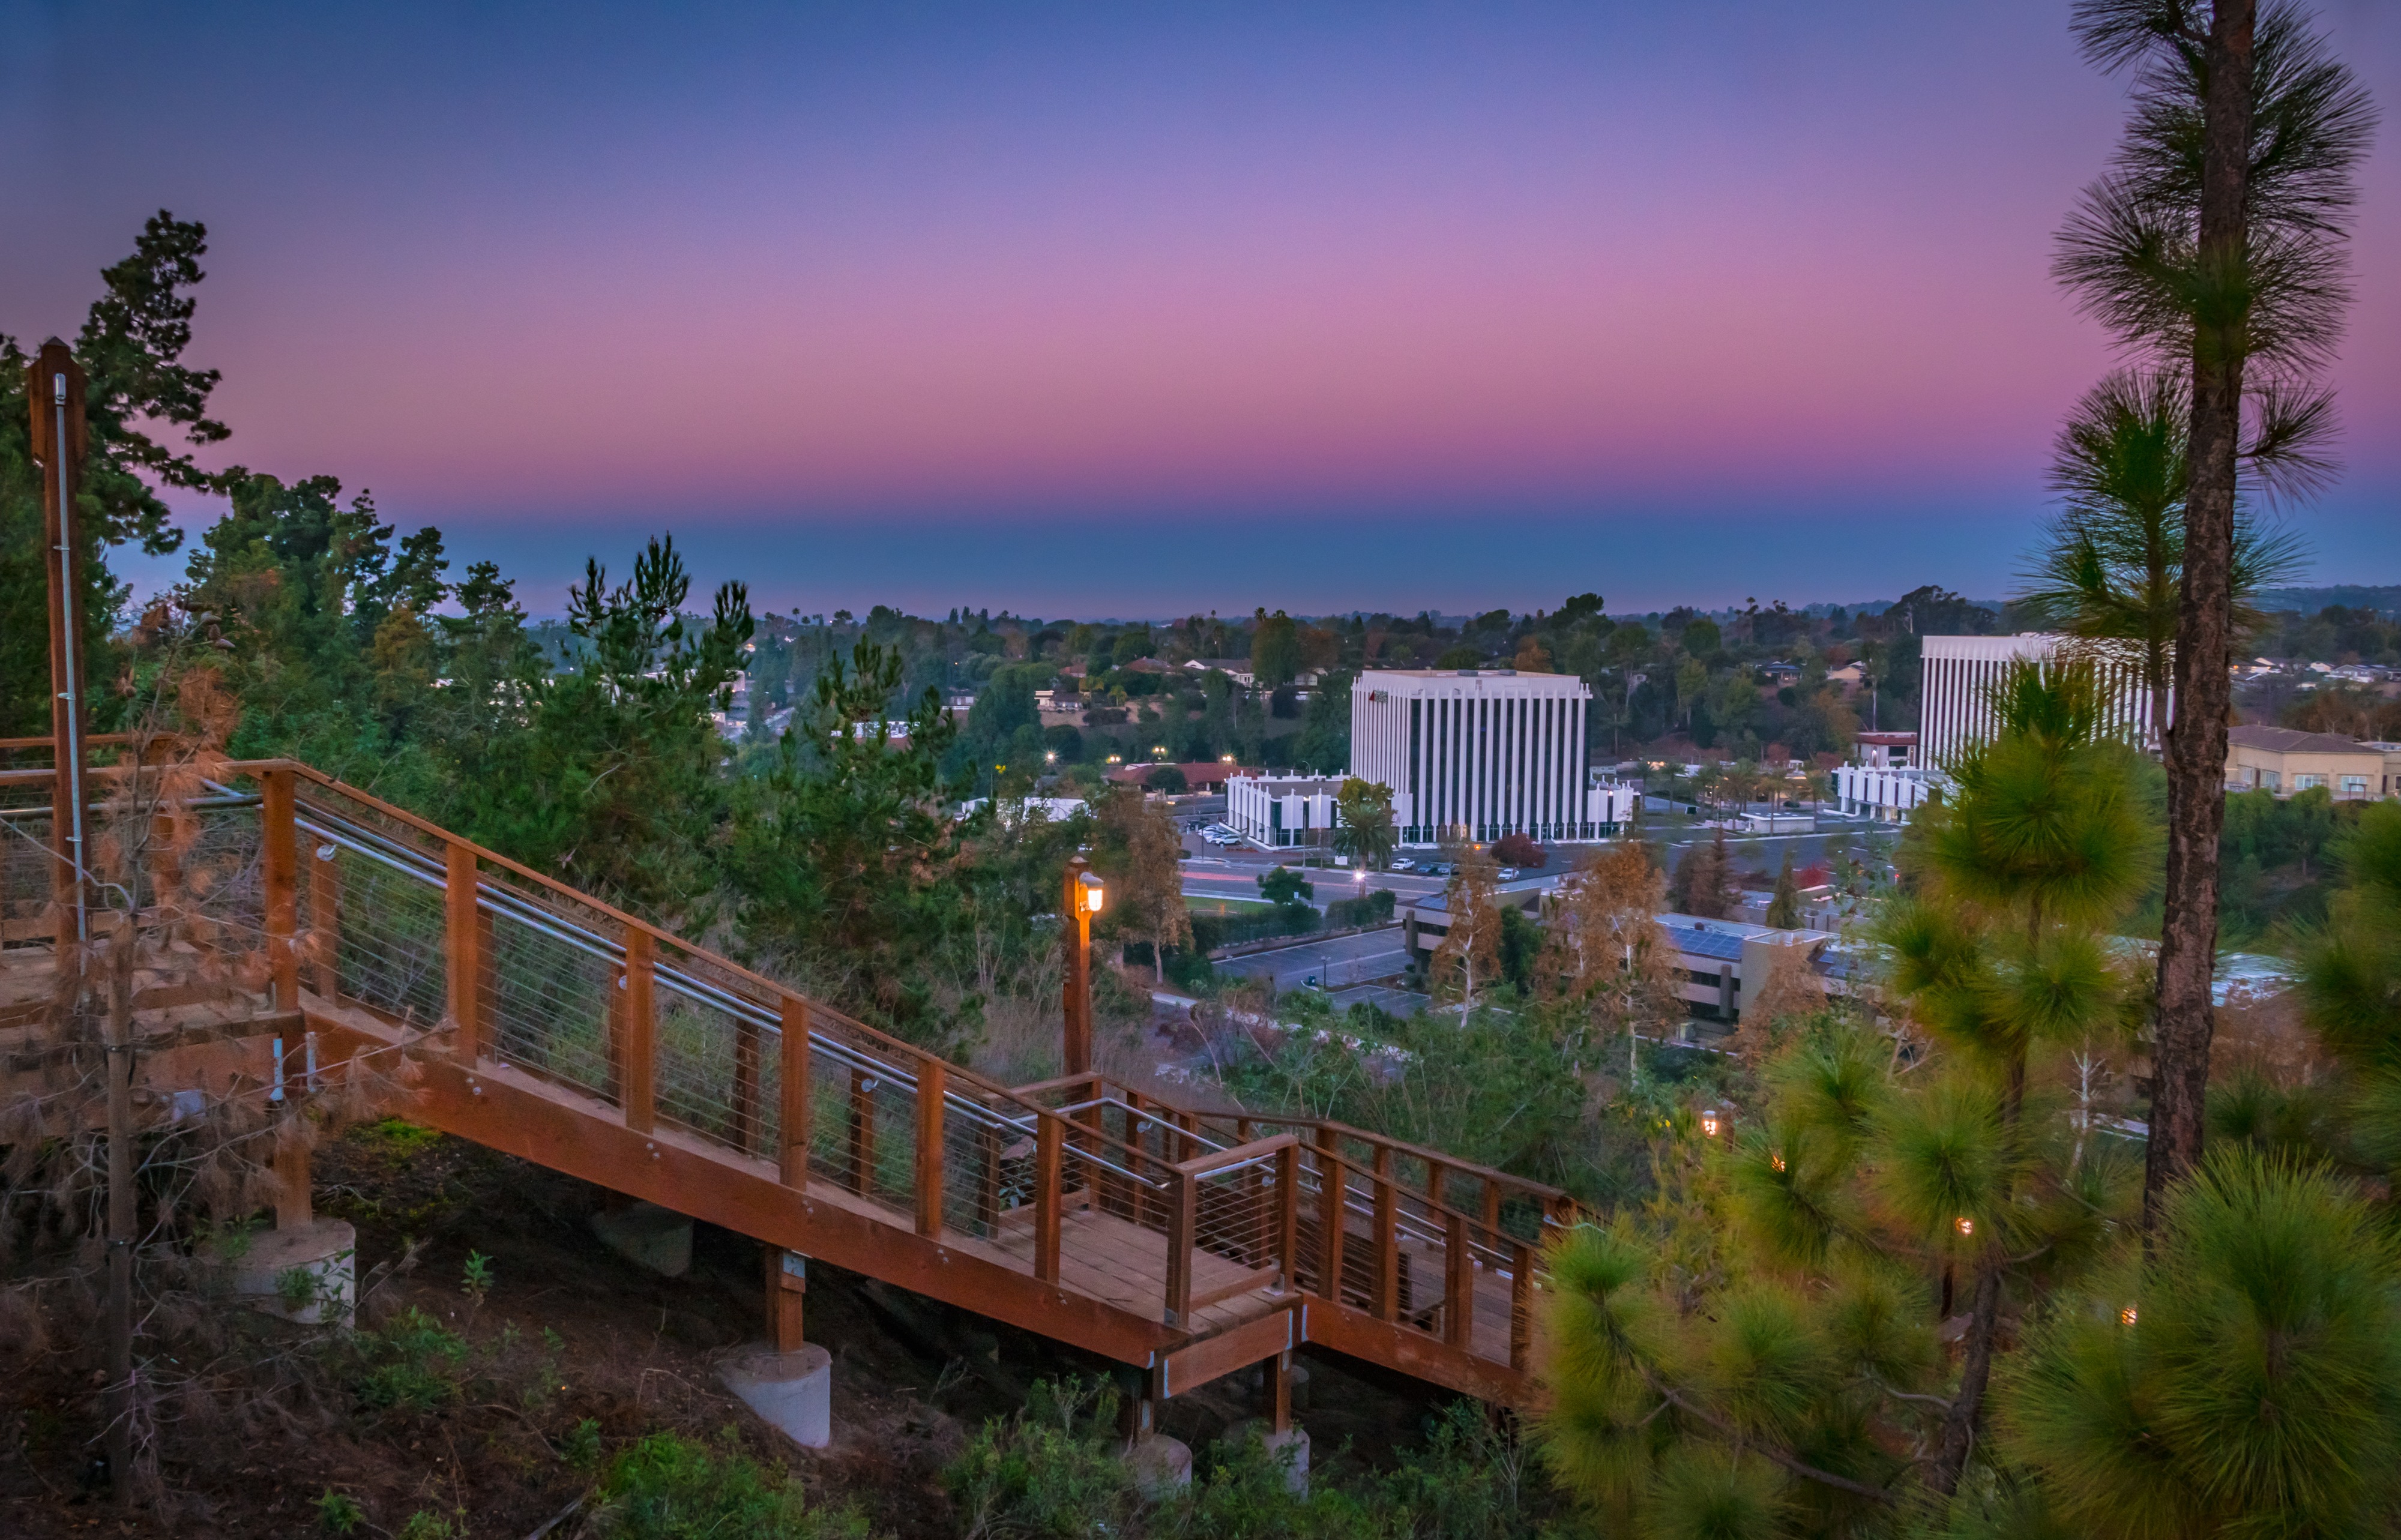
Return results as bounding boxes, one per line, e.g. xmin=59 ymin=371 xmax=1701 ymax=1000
xmin=1492 ymin=832 xmax=1543 ymax=868
xmin=589 ymin=1431 xmax=866 ymax=1539
xmin=315 ymin=1490 xmax=366 ymax=1535
xmin=351 ymin=1307 xmax=469 ymax=1414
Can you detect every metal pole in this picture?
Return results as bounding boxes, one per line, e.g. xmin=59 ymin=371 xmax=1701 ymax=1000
xmin=55 ymin=365 xmax=88 ymax=959
xmin=35 ymin=340 xmax=119 ymax=1495
xmin=1062 ymin=855 xmax=1092 ymax=1078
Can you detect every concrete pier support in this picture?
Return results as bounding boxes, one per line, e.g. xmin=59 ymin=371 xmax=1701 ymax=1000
xmin=591 ymin=1200 xmax=693 ymax=1277
xmin=1127 ymin=1434 xmax=1193 ymax=1497
xmin=718 ymin=1344 xmax=833 ymax=1448
xmin=226 ymin=1218 xmax=355 ymax=1326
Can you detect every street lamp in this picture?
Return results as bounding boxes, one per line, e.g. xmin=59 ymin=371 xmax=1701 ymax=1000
xmin=1061 ymin=856 xmax=1104 ymax=1078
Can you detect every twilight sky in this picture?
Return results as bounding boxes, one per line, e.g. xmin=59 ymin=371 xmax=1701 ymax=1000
xmin=4 ymin=1 xmax=2395 ymax=618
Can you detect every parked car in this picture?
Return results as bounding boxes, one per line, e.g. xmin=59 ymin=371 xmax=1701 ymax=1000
xmin=1388 ymin=858 xmax=1415 ymax=872
xmin=1499 ymin=868 xmax=1520 ymax=880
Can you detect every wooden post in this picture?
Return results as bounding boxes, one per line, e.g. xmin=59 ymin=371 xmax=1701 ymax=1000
xmin=1444 ymin=1210 xmax=1472 ymax=1348
xmin=1269 ymin=1349 xmax=1293 ymax=1434
xmin=766 ymin=1247 xmax=806 ymax=1352
xmin=732 ymin=1014 xmax=761 ymax=1157
xmin=444 ymin=841 xmax=481 ymax=1064
xmin=1275 ymin=1143 xmax=1300 ymax=1295
xmin=847 ymin=1066 xmax=875 ymax=1194
xmin=1424 ymin=1158 xmax=1448 ymax=1214
xmin=621 ymin=928 xmax=655 ymax=1134
xmin=914 ymin=1057 xmax=946 ymax=1238
xmin=1373 ymin=1144 xmax=1399 ymax=1321
xmin=1509 ymin=1241 xmax=1534 ymax=1371
xmin=1034 ymin=1115 xmax=1063 ymax=1284
xmin=262 ymin=767 xmax=299 ymax=1012
xmin=307 ymin=835 xmax=342 ymax=997
xmin=778 ymin=996 xmax=811 ymax=1186
xmin=274 ymin=1116 xmax=313 ymax=1231
xmin=1483 ymin=1178 xmax=1501 ymax=1235
xmin=1164 ymin=1170 xmax=1196 ymax=1328
xmin=1315 ymin=1128 xmax=1345 ymax=1303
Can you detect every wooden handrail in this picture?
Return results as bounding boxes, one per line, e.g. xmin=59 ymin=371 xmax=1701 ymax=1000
xmin=1173 ymin=1132 xmax=1297 ymax=1179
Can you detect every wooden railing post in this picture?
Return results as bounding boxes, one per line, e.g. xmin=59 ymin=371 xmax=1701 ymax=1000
xmin=1509 ymin=1240 xmax=1534 ymax=1371
xmin=778 ymin=996 xmax=810 ymax=1186
xmin=307 ymin=835 xmax=341 ymax=998
xmin=1034 ymin=1116 xmax=1063 ymax=1284
xmin=1315 ymin=1127 xmax=1345 ymax=1302
xmin=621 ymin=928 xmax=655 ymax=1134
xmin=263 ymin=767 xmax=298 ymax=1012
xmin=914 ymin=1057 xmax=945 ymax=1238
xmin=1164 ymin=1168 xmax=1197 ymax=1328
xmin=444 ymin=840 xmax=480 ymax=1063
xmin=732 ymin=1013 xmax=762 ymax=1158
xmin=846 ymin=1066 xmax=874 ymax=1194
xmin=1275 ymin=1143 xmax=1300 ymax=1295
xmin=1444 ymin=1210 xmax=1471 ymax=1348
xmin=1373 ymin=1143 xmax=1399 ymax=1321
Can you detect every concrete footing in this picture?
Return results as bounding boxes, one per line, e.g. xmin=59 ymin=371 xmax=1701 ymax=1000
xmin=592 ymin=1201 xmax=693 ymax=1277
xmin=1126 ymin=1434 xmax=1193 ymax=1498
xmin=718 ymin=1344 xmax=833 ymax=1448
xmin=225 ymin=1219 xmax=355 ymax=1326
xmin=1231 ymin=1419 xmax=1310 ymax=1494
xmin=1262 ymin=1427 xmax=1310 ymax=1494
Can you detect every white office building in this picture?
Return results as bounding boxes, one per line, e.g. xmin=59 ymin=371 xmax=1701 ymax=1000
xmin=1353 ymin=670 xmax=1633 ymax=847
xmin=1836 ymin=634 xmax=2162 ymax=820
xmin=1225 ymin=774 xmax=1342 ymax=849
xmin=1917 ymin=634 xmax=2160 ymax=765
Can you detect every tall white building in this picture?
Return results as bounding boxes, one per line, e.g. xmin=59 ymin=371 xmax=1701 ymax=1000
xmin=1352 ymin=670 xmax=1631 ymax=847
xmin=1917 ymin=634 xmax=2160 ymax=765
xmin=1836 ymin=634 xmax=2162 ymax=820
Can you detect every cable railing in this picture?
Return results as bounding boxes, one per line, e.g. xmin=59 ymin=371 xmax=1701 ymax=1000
xmin=8 ymin=751 xmax=1560 ymax=1382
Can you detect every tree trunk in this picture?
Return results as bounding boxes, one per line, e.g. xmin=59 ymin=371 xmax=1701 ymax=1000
xmin=2146 ymin=1 xmax=2254 ymax=1233
xmin=1931 ymin=1260 xmax=2004 ymax=1496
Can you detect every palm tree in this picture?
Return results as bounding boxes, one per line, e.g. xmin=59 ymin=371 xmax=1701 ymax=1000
xmin=2016 ymin=368 xmax=2307 ymax=750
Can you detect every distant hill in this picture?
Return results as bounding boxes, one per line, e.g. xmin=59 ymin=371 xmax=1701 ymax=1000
xmin=2253 ymin=585 xmax=2401 ymax=617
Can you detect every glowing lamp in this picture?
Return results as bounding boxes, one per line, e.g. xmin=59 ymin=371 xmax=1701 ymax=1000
xmin=1954 ymin=1217 xmax=1974 ymax=1238
xmin=1700 ymin=1110 xmax=1721 ymax=1138
xmin=1078 ymin=871 xmax=1106 ymax=916
xmin=2119 ymin=1305 xmax=2138 ymax=1326
xmin=1770 ymin=1152 xmax=1786 ymax=1173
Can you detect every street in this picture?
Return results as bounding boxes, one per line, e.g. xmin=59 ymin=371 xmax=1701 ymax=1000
xmin=1210 ymin=927 xmax=1415 ymax=992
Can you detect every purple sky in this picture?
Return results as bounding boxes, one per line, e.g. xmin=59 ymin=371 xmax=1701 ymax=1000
xmin=4 ymin=1 xmax=2394 ymax=617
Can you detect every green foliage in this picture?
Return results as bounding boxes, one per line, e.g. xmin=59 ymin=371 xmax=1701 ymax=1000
xmin=396 ymin=1512 xmax=457 ymax=1540
xmin=589 ymin=1431 xmax=865 ymax=1539
xmin=1258 ymin=867 xmax=1314 ymax=905
xmin=463 ymin=534 xmax=751 ymax=924
xmin=562 ymin=1416 xmax=604 ymax=1471
xmin=350 ymin=1307 xmax=469 ymax=1415
xmin=460 ymin=1250 xmax=494 ymax=1305
xmin=1998 ymin=1150 xmax=2401 ymax=1538
xmin=945 ymin=1378 xmax=1564 ymax=1539
xmin=1252 ymin=608 xmax=1303 ymax=687
xmin=314 ymin=1489 xmax=366 ymax=1535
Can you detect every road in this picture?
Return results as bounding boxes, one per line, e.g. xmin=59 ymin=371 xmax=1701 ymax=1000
xmin=1211 ymin=928 xmax=1414 ymax=992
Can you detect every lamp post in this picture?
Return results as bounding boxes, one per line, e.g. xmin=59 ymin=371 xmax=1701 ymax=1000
xmin=1062 ymin=856 xmax=1104 ymax=1077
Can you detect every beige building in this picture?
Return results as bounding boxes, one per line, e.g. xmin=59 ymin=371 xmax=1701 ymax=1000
xmin=2223 ymin=725 xmax=2400 ymax=801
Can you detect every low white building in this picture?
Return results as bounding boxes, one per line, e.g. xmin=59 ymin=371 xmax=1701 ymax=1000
xmin=1226 ymin=774 xmax=1342 ymax=849
xmin=1833 ymin=764 xmax=1936 ymax=823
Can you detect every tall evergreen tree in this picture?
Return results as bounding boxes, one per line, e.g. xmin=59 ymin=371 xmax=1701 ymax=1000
xmin=2055 ymin=0 xmax=2374 ymax=1224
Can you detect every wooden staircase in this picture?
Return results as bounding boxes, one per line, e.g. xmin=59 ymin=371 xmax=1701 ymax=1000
xmin=1 ymin=749 xmax=1575 ymax=1409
